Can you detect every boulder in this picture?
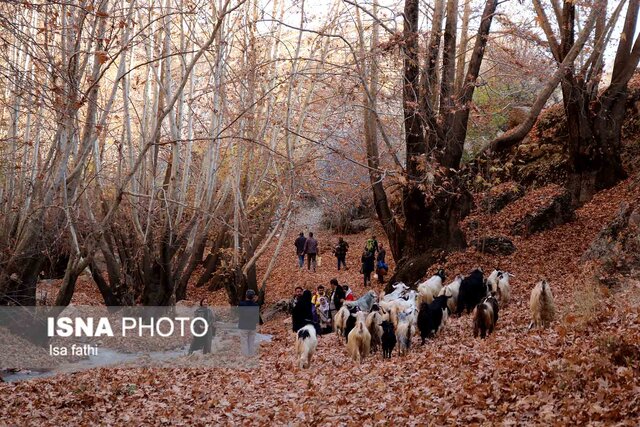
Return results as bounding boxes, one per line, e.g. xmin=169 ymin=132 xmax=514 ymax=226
xmin=482 ymin=182 xmax=524 ymax=213
xmin=471 ymin=236 xmax=516 ymax=256
xmin=582 ymin=202 xmax=640 ymax=283
xmin=511 ymin=190 xmax=574 ymax=236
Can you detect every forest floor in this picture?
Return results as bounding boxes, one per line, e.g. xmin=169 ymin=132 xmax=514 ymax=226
xmin=1 ymin=179 xmax=640 ymax=425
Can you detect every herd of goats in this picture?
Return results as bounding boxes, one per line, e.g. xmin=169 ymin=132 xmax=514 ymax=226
xmin=294 ymin=269 xmax=556 ymax=368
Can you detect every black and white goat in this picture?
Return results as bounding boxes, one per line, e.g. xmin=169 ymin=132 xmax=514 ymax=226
xmin=295 ymin=325 xmax=318 ymax=368
xmin=417 ymin=295 xmax=450 ymax=344
xmin=457 ymin=269 xmax=487 ymax=315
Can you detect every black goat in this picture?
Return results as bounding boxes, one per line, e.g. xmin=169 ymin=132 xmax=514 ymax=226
xmin=417 ymin=295 xmax=450 ymax=344
xmin=381 ymin=320 xmax=396 ymax=359
xmin=456 ymin=269 xmax=487 ymax=315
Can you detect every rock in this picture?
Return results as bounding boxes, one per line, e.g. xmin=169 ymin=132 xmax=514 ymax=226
xmin=348 ymin=218 xmax=372 ymax=234
xmin=582 ymin=202 xmax=640 ymax=281
xmin=482 ymin=182 xmax=524 ymax=213
xmin=512 ymin=190 xmax=574 ymax=236
xmin=471 ymin=236 xmax=516 ymax=255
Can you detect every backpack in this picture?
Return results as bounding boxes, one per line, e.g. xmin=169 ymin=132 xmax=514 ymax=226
xmin=365 ymin=239 xmax=376 ymax=254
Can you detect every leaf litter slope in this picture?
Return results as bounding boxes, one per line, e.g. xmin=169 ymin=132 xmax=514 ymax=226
xmin=2 ymin=180 xmax=640 ymax=425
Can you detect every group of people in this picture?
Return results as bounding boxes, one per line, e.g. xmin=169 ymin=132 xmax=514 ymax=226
xmin=289 ymin=279 xmax=356 ymax=335
xmin=293 ymin=232 xmax=389 ymax=287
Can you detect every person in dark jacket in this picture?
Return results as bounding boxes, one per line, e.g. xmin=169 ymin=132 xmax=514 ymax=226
xmin=361 ymin=250 xmax=375 ymax=287
xmin=303 ymin=232 xmax=319 ymax=272
xmin=291 ymin=290 xmax=314 ymax=332
xmin=334 ymin=237 xmax=349 ymax=270
xmin=238 ymin=289 xmax=260 ymax=356
xmin=330 ymin=278 xmax=346 ymax=314
xmin=294 ymin=232 xmax=307 ymax=270
xmin=376 ymin=244 xmax=388 ymax=284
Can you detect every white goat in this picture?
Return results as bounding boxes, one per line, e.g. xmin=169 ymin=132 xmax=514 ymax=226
xmin=334 ymin=305 xmax=350 ymax=337
xmin=347 ymin=311 xmax=371 ymax=363
xmin=496 ymin=272 xmax=512 ymax=305
xmin=382 ymin=282 xmax=410 ymax=302
xmin=417 ymin=270 xmax=446 ymax=306
xmin=438 ymin=275 xmax=462 ymax=314
xmin=529 ymin=280 xmax=555 ymax=329
xmin=395 ymin=312 xmax=413 ymax=356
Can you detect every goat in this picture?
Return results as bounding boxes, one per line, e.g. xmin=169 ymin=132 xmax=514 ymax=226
xmin=438 ymin=275 xmax=462 ymax=313
xmin=344 ymin=306 xmax=361 ymax=342
xmin=366 ymin=306 xmax=384 ymax=353
xmin=473 ymin=295 xmax=499 ymax=339
xmin=334 ymin=305 xmax=350 ymax=338
xmin=381 ymin=320 xmax=396 ymax=359
xmin=529 ymin=280 xmax=555 ymax=329
xmin=347 ymin=290 xmax=378 ymax=312
xmin=295 ymin=324 xmax=318 ymax=368
xmin=486 ymin=269 xmax=502 ymax=293
xmin=496 ymin=272 xmax=512 ymax=306
xmin=382 ymin=282 xmax=409 ymax=302
xmin=395 ymin=312 xmax=413 ymax=356
xmin=417 ymin=269 xmax=446 ymax=307
xmin=417 ymin=295 xmax=451 ymax=344
xmin=346 ymin=311 xmax=371 ymax=363
xmin=457 ymin=269 xmax=487 ymax=315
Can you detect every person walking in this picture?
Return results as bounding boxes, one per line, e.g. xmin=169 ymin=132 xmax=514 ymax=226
xmin=376 ymin=244 xmax=388 ymax=284
xmin=361 ymin=250 xmax=375 ymax=287
xmin=330 ymin=278 xmax=346 ymax=313
xmin=364 ymin=235 xmax=379 ymax=256
xmin=334 ymin=237 xmax=349 ymax=271
xmin=291 ymin=289 xmax=314 ymax=332
xmin=303 ymin=232 xmax=319 ymax=272
xmin=238 ymin=289 xmax=260 ymax=357
xmin=294 ymin=232 xmax=307 ymax=270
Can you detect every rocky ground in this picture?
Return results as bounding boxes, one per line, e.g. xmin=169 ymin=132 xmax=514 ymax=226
xmin=1 ymin=177 xmax=640 ymax=425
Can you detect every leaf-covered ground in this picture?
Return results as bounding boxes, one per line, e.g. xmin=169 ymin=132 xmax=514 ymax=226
xmin=2 ymin=180 xmax=640 ymax=425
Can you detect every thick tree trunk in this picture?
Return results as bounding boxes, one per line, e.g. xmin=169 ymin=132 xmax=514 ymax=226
xmin=565 ymin=82 xmax=627 ymax=205
xmin=389 ymin=178 xmax=473 ymax=289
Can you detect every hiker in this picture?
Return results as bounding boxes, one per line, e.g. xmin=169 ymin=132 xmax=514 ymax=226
xmin=294 ymin=232 xmax=307 ymax=270
xmin=334 ymin=237 xmax=349 ymax=270
xmin=238 ymin=289 xmax=260 ymax=357
xmin=291 ymin=289 xmax=315 ymax=332
xmin=316 ymin=296 xmax=333 ymax=335
xmin=289 ymin=286 xmax=303 ymax=319
xmin=330 ymin=278 xmax=346 ymax=313
xmin=311 ymin=285 xmax=326 ymax=307
xmin=364 ymin=235 xmax=379 ymax=256
xmin=188 ymin=300 xmax=216 ymax=355
xmin=303 ymin=232 xmax=319 ymax=272
xmin=343 ymin=285 xmax=355 ymax=301
xmin=376 ymin=244 xmax=388 ymax=284
xmin=361 ymin=249 xmax=375 ymax=287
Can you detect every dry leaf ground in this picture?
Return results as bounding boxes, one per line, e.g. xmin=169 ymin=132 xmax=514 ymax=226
xmin=1 ymin=179 xmax=639 ymax=425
